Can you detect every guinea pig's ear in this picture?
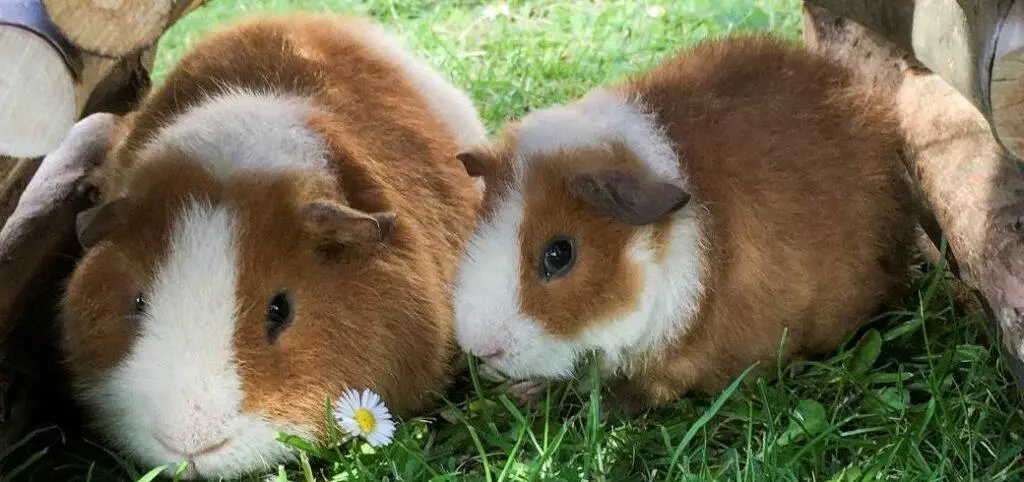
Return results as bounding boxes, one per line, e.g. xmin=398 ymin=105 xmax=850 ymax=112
xmin=301 ymin=200 xmax=396 ymax=245
xmin=569 ymin=170 xmax=691 ymax=225
xmin=76 ymin=198 xmax=130 ymax=249
xmin=456 ymin=145 xmax=495 ymax=178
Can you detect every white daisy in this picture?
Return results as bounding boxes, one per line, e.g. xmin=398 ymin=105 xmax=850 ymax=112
xmin=333 ymin=388 xmax=396 ymax=447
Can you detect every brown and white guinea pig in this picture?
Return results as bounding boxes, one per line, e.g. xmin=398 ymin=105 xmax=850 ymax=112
xmin=452 ymin=36 xmax=915 ymax=411
xmin=59 ymin=14 xmax=484 ymax=479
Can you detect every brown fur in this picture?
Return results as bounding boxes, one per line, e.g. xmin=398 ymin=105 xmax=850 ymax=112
xmin=516 ymin=145 xmax=671 ymax=337
xmin=478 ymin=36 xmax=914 ymax=409
xmin=61 ymin=14 xmax=479 ymax=437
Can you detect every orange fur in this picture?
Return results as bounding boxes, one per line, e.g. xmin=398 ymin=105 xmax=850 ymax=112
xmin=61 ymin=14 xmax=479 ymax=440
xmin=476 ymin=36 xmax=915 ymax=409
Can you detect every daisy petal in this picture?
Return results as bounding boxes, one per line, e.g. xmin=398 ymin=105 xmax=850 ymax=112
xmin=339 ymin=419 xmax=362 ymax=436
xmin=335 ymin=406 xmax=354 ymax=420
xmin=369 ymin=430 xmax=393 ymax=447
xmin=343 ymin=389 xmax=360 ymax=407
xmin=364 ymin=390 xmax=381 ymax=409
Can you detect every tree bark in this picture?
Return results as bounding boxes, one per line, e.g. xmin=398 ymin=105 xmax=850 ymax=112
xmin=803 ymin=3 xmax=1024 ymax=396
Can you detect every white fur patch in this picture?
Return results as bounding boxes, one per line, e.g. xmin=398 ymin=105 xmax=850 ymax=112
xmin=350 ymin=21 xmax=487 ymax=149
xmin=140 ymin=89 xmax=328 ymax=180
xmin=81 ymin=200 xmax=307 ymax=479
xmin=581 ymin=216 xmax=704 ymax=374
xmin=453 ymin=92 xmax=704 ymax=380
xmin=514 ymin=89 xmax=682 ymax=182
xmin=454 ymin=190 xmax=582 ymax=379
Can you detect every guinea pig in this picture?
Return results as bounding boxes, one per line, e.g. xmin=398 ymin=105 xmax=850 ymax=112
xmin=452 ymin=35 xmax=915 ymax=411
xmin=60 ymin=14 xmax=484 ymax=479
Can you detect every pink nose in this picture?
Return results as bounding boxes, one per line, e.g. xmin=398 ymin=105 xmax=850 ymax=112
xmin=475 ymin=348 xmax=505 ymax=362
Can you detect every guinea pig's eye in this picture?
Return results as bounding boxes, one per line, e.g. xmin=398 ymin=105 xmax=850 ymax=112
xmin=133 ymin=292 xmax=146 ymax=315
xmin=539 ymin=236 xmax=576 ymax=281
xmin=266 ymin=291 xmax=293 ymax=343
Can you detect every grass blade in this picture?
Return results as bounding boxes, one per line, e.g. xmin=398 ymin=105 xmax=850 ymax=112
xmin=133 ymin=465 xmax=167 ymax=482
xmin=666 ymin=364 xmax=756 ymax=479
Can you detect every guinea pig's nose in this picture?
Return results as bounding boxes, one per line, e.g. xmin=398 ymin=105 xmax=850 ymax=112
xmin=476 ymin=348 xmax=505 ymax=362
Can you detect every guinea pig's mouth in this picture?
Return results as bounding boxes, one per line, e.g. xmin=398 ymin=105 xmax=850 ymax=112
xmin=153 ymin=434 xmax=233 ymax=478
xmin=155 ymin=433 xmax=232 ymax=459
xmin=477 ymin=359 xmax=513 ymax=382
xmin=474 ymin=352 xmax=542 ymax=383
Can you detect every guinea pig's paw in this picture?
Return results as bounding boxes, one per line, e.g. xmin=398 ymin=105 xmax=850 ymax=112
xmin=505 ymin=380 xmax=548 ymax=405
xmin=606 ymin=380 xmax=652 ymax=419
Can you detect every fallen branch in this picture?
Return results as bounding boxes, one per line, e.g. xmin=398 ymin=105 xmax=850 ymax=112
xmin=803 ymin=3 xmax=1024 ymax=396
xmin=0 ymin=114 xmax=117 ymax=440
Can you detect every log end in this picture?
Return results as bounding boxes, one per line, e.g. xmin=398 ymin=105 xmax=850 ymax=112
xmin=991 ymin=0 xmax=1024 ymax=161
xmin=991 ymin=53 xmax=1024 ymax=160
xmin=0 ymin=27 xmax=76 ymax=159
xmin=41 ymin=0 xmax=175 ymax=57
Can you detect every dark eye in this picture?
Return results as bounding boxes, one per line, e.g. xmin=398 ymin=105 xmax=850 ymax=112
xmin=133 ymin=292 xmax=146 ymax=315
xmin=539 ymin=236 xmax=576 ymax=281
xmin=266 ymin=291 xmax=293 ymax=343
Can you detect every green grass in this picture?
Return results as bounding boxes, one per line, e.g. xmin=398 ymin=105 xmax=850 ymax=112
xmin=6 ymin=0 xmax=1024 ymax=480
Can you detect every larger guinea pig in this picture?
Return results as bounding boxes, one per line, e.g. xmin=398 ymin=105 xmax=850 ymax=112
xmin=60 ymin=14 xmax=484 ymax=478
xmin=452 ymin=36 xmax=915 ymax=411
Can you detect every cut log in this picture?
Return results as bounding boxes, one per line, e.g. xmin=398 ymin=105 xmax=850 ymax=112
xmin=0 ymin=0 xmax=196 ymax=158
xmin=0 ymin=0 xmax=79 ymax=158
xmin=0 ymin=28 xmax=76 ymax=158
xmin=41 ymin=0 xmax=207 ymax=57
xmin=0 ymin=36 xmax=134 ymax=158
xmin=802 ymin=4 xmax=1024 ymax=395
xmin=992 ymin=0 xmax=1024 ymax=162
xmin=803 ymin=0 xmax=1024 ymax=163
xmin=0 ymin=51 xmax=149 ymax=448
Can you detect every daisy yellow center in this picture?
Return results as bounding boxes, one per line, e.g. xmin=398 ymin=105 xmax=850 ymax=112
xmin=354 ymin=408 xmax=376 ymax=433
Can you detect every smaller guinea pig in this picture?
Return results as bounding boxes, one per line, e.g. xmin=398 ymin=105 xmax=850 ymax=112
xmin=452 ymin=35 xmax=915 ymax=410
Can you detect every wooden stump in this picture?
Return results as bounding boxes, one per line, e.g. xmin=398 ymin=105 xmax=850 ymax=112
xmin=0 ymin=0 xmax=79 ymax=158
